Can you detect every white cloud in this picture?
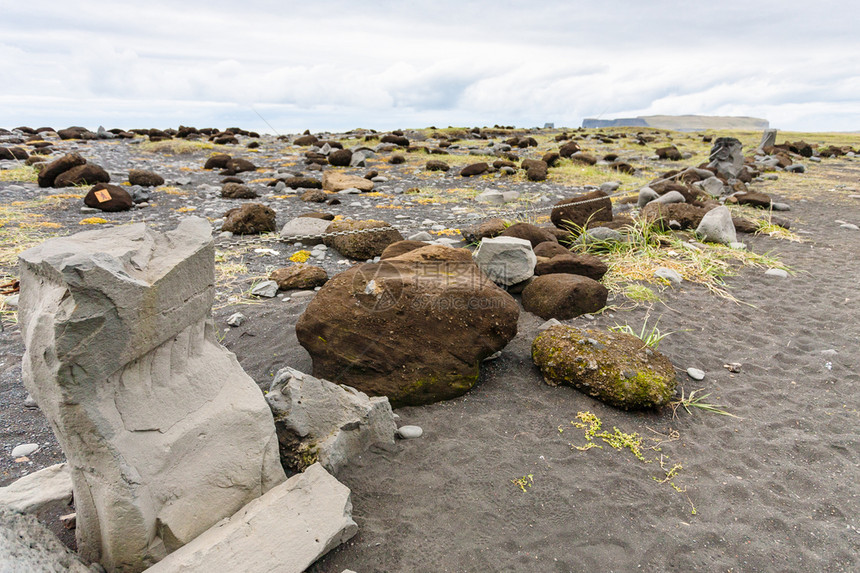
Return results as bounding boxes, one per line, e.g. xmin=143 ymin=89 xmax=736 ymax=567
xmin=1 ymin=1 xmax=858 ymax=132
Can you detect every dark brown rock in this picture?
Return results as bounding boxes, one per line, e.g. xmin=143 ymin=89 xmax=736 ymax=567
xmin=204 ymin=154 xmax=231 ymax=169
xmin=550 ymin=190 xmax=613 ymax=231
xmin=301 ymin=189 xmax=328 ymax=203
xmin=731 ymin=191 xmax=772 ymax=209
xmin=389 ymin=154 xmax=406 ymax=165
xmin=522 ymin=274 xmax=608 ymax=320
xmin=610 ymin=161 xmax=635 ymax=175
xmin=534 ymin=253 xmax=608 ymax=281
xmin=541 ymin=152 xmax=561 ymax=167
xmin=328 ymin=149 xmax=353 ymax=166
xmin=54 ymin=163 xmax=110 ymax=187
xmin=380 ymin=240 xmax=430 ymax=260
xmin=225 ymin=158 xmax=256 ymax=173
xmin=499 ymin=222 xmax=558 ymax=247
xmin=521 ymin=159 xmax=548 ymax=181
xmin=323 ymin=219 xmax=404 ymax=259
xmin=460 ymin=162 xmax=489 ymax=177
xmin=0 ymin=146 xmax=28 ymax=160
xmin=294 ymin=135 xmax=319 ymax=146
xmin=641 ymin=201 xmax=712 ymax=230
xmin=570 ymin=152 xmax=597 ymax=165
xmin=270 ymin=265 xmax=329 ymax=290
xmin=221 ymin=182 xmax=258 ymax=199
xmin=298 ymin=211 xmax=335 ymax=221
xmin=84 ymin=183 xmax=133 ymax=212
xmin=127 ymin=169 xmax=164 ymax=187
xmin=284 ymin=177 xmax=322 ymax=189
xmin=459 ymin=218 xmax=507 ymax=243
xmin=295 ymin=254 xmax=519 ymax=406
xmin=381 ymin=134 xmax=409 ymax=146
xmin=37 ymin=152 xmax=86 ymax=187
xmin=221 ymin=203 xmax=276 ymax=234
xmin=426 ymin=160 xmax=450 ymax=172
xmin=559 ymin=142 xmax=581 ymax=157
xmin=533 ymin=242 xmax=571 ymax=258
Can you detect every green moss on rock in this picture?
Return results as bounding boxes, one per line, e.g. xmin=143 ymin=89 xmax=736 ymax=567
xmin=532 ymin=325 xmax=676 ymax=409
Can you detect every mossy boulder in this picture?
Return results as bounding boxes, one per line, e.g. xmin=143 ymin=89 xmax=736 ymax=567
xmin=323 ymin=219 xmax=403 ymax=260
xmin=531 ymin=325 xmax=677 ymax=410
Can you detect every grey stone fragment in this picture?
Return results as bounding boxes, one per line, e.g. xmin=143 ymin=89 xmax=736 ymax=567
xmin=266 ymin=367 xmax=396 ymax=475
xmin=473 ymin=236 xmax=536 ymax=286
xmin=771 ymin=202 xmax=791 ymax=211
xmin=251 ymin=280 xmax=279 ymax=297
xmin=637 ymin=186 xmax=659 ymax=207
xmin=538 ymin=318 xmax=562 ymax=331
xmin=699 ymin=176 xmax=726 ymax=197
xmin=9 ymin=444 xmax=39 ymax=458
xmin=764 ymin=268 xmax=789 ymax=278
xmin=408 ymin=231 xmax=433 ymax=241
xmin=686 ymin=368 xmax=705 ymax=381
xmin=757 ymin=128 xmax=777 ymax=152
xmin=2 ymin=294 xmax=18 ymax=308
xmin=0 ymin=507 xmax=91 ymax=572
xmin=655 ymin=267 xmax=683 ymax=285
xmin=396 ymin=425 xmax=424 ymax=439
xmin=653 ymin=190 xmax=686 ymax=205
xmin=475 ymin=190 xmax=505 ymax=205
xmin=226 ymin=312 xmax=246 ymax=327
xmin=785 ymin=164 xmax=806 ymax=173
xmin=0 ymin=463 xmax=72 ymax=513
xmin=146 ymin=464 xmax=357 ymax=573
xmin=696 ymin=206 xmax=737 ymax=245
xmin=280 ymin=217 xmax=331 ymax=245
xmin=574 ymin=227 xmax=624 ymax=246
xmin=708 ymin=137 xmax=744 ymax=179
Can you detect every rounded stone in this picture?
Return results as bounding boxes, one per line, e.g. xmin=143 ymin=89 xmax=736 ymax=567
xmin=686 ymin=368 xmax=705 ymax=381
xmin=396 ymin=426 xmax=423 ymax=439
xmin=11 ymin=443 xmax=40 ymax=458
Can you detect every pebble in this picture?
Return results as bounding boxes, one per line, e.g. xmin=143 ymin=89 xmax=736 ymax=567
xmin=764 ymin=268 xmax=788 ymax=278
xmin=250 ymin=280 xmax=279 ymax=298
xmin=770 ymin=202 xmax=791 ymax=211
xmin=820 ymin=349 xmax=838 ymax=356
xmin=11 ymin=443 xmax=40 ymax=458
xmin=840 ymin=223 xmax=859 ymax=230
xmin=396 ymin=425 xmax=423 ymax=439
xmin=23 ymin=394 xmax=38 ymax=409
xmin=655 ymin=267 xmax=683 ymax=285
xmin=408 ymin=231 xmax=433 ymax=241
xmin=724 ymin=362 xmax=742 ymax=373
xmin=226 ymin=312 xmax=246 ymax=327
xmin=3 ymin=294 xmax=18 ymax=308
xmin=686 ymin=368 xmax=705 ymax=381
xmin=538 ymin=318 xmax=562 ymax=331
xmin=483 ymin=351 xmax=502 ymax=362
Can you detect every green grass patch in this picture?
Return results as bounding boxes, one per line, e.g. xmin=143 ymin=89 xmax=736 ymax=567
xmin=0 ymin=165 xmax=38 ymax=183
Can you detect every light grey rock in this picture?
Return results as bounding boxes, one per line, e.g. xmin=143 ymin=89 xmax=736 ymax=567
xmin=17 ymin=218 xmax=285 ymax=570
xmin=408 ymin=231 xmax=434 ymax=241
xmin=2 ymin=294 xmax=17 ymax=308
xmin=637 ymin=186 xmax=659 ymax=207
xmin=23 ymin=394 xmax=37 ymax=409
xmin=785 ymin=164 xmax=806 ymax=173
xmin=500 ymin=166 xmax=516 ymax=175
xmin=473 ymin=236 xmax=536 ymax=286
xmin=9 ymin=443 xmax=39 ymax=458
xmin=686 ymin=368 xmax=705 ymax=381
xmin=0 ymin=463 xmax=72 ymax=514
xmin=764 ymin=268 xmax=789 ymax=278
xmin=266 ymin=367 xmax=396 ymax=475
xmin=396 ymin=425 xmax=423 ymax=439
xmin=655 ymin=267 xmax=682 ymax=285
xmin=338 ymin=187 xmax=362 ymax=195
xmin=501 ymin=191 xmax=521 ymax=202
xmin=226 ymin=312 xmax=246 ymax=327
xmin=840 ymin=223 xmax=859 ymax=230
xmin=574 ymin=227 xmax=624 ymax=246
xmin=0 ymin=507 xmax=91 ymax=572
xmin=808 ymin=156 xmax=822 ymax=163
xmin=699 ymin=176 xmax=726 ymax=197
xmin=696 ymin=206 xmax=737 ymax=245
xmin=599 ymin=181 xmax=621 ymax=193
xmin=653 ymin=190 xmax=686 ymax=205
xmin=475 ymin=190 xmax=506 ymax=205
xmin=280 ymin=217 xmax=331 ymax=245
xmin=538 ymin=318 xmax=562 ymax=331
xmin=251 ymin=280 xmax=279 ymax=298
xmin=771 ymin=202 xmax=791 ymax=211
xmin=146 ymin=463 xmax=357 ymax=573
xmin=757 ymin=128 xmax=777 ymax=152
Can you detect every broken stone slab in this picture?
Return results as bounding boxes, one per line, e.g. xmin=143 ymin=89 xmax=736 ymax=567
xmin=279 ymin=216 xmax=331 ymax=244
xmin=757 ymin=128 xmax=777 ymax=152
xmin=145 ymin=463 xmax=357 ymax=573
xmin=265 ymin=367 xmax=396 ymax=474
xmin=708 ymin=137 xmax=744 ymax=180
xmin=18 ymin=217 xmax=286 ymax=572
xmin=0 ymin=507 xmax=92 ymax=573
xmin=696 ymin=205 xmax=737 ymax=245
xmin=696 ymin=176 xmax=726 ymax=197
xmin=0 ymin=463 xmax=72 ymax=514
xmin=322 ymin=171 xmax=373 ymax=192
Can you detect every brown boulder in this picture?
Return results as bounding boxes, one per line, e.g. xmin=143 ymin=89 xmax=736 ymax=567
xmin=541 ymin=152 xmax=561 ymax=167
xmin=283 ymin=177 xmax=322 ymax=189
xmin=298 ymin=211 xmax=335 ymax=221
xmin=221 ymin=183 xmax=258 ymax=199
xmin=610 ymin=161 xmax=635 ymax=175
xmin=37 ymin=152 xmax=86 ymax=187
xmin=295 ymin=255 xmax=519 ymax=407
xmin=0 ymin=146 xmax=28 ymax=160
xmin=570 ymin=152 xmax=597 ymax=165
xmin=323 ymin=220 xmax=404 ymax=260
xmin=559 ymin=142 xmax=581 ymax=158
xmin=550 ymin=190 xmax=613 ymax=231
xmin=425 ymin=160 xmax=450 ymax=172
xmin=301 ymin=189 xmax=328 ymax=202
xmin=499 ymin=222 xmax=558 ymax=248
xmin=204 ymin=154 xmax=231 ymax=169
xmin=294 ymin=135 xmax=319 ymax=146
xmin=54 ymin=164 xmax=110 ymax=187
xmin=322 ymin=171 xmax=374 ymax=192
xmin=381 ymin=134 xmax=409 ymax=146
xmin=641 ymin=202 xmax=712 ymax=230
xmin=84 ymin=183 xmax=133 ymax=212
xmin=521 ymin=159 xmax=548 ymax=181
xmin=222 ymin=203 xmax=276 ymax=234
xmin=522 ymin=274 xmax=608 ymax=320
xmin=389 ymin=244 xmax=473 ymax=263
xmin=225 ymin=158 xmax=256 ymax=173
xmin=380 ymin=240 xmax=430 ymax=260
xmin=534 ymin=253 xmax=608 ymax=281
xmin=460 ymin=162 xmax=489 ymax=177
xmin=731 ymin=191 xmax=772 ymax=209
xmin=533 ymin=242 xmax=571 ymax=258
xmin=128 ymin=169 xmax=164 ymax=187
xmin=655 ymin=146 xmax=682 ymax=160
xmin=459 ymin=218 xmax=507 ymax=243
xmin=270 ymin=265 xmax=328 ymax=290
xmin=328 ymin=149 xmax=353 ymax=166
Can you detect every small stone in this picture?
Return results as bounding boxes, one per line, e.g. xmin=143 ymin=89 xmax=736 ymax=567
xmin=840 ymin=223 xmax=859 ymax=230
xmin=483 ymin=351 xmax=502 ymax=362
xmin=226 ymin=312 xmax=246 ymax=327
xmin=408 ymin=231 xmax=433 ymax=241
xmin=724 ymin=362 xmax=742 ymax=373
xmin=396 ymin=425 xmax=423 ymax=439
xmin=655 ymin=267 xmax=682 ymax=285
xmin=686 ymin=368 xmax=705 ymax=381
xmin=10 ymin=443 xmax=39 ymax=458
xmin=3 ymin=294 xmax=18 ymax=307
xmin=23 ymin=394 xmax=37 ymax=409
xmin=764 ymin=268 xmax=788 ymax=278
xmin=538 ymin=318 xmax=562 ymax=331
xmin=251 ymin=280 xmax=279 ymax=298
xmin=771 ymin=202 xmax=791 ymax=211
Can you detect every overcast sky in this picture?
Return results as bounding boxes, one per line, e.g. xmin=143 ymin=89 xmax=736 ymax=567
xmin=2 ymin=1 xmax=858 ymax=133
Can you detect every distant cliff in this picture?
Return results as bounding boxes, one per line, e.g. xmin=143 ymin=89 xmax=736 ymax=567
xmin=582 ymin=115 xmax=769 ymax=131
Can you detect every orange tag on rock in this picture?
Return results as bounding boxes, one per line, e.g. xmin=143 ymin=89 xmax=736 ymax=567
xmin=94 ymin=189 xmax=111 ymax=202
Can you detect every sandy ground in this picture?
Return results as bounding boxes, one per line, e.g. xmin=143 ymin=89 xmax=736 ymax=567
xmin=1 ymin=131 xmax=859 ymax=572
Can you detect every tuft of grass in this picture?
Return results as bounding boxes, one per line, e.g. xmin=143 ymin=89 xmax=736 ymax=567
xmin=0 ymin=165 xmax=38 ymax=183
xmin=139 ymin=140 xmax=220 ymax=154
xmin=671 ymin=388 xmax=740 ymax=418
xmin=623 ymin=283 xmax=661 ymax=303
xmin=609 ymin=314 xmax=672 ymax=349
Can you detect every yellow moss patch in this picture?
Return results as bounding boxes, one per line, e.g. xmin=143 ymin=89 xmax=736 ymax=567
xmin=79 ymin=217 xmax=109 ymax=225
xmin=289 ymin=250 xmax=312 ymax=263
